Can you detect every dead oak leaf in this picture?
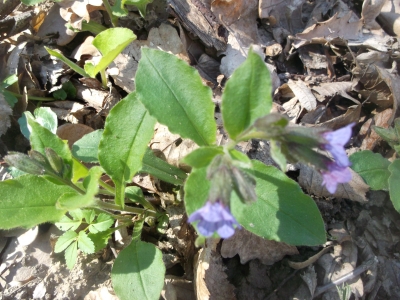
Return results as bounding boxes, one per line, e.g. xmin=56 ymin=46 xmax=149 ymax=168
xmin=294 ymin=12 xmax=363 ymax=48
xmin=58 ymin=0 xmax=105 ymax=30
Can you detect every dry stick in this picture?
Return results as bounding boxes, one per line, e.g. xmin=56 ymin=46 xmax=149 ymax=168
xmin=313 ymin=257 xmax=377 ymax=298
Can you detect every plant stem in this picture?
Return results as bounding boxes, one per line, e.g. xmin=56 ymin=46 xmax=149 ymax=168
xmin=8 ymin=91 xmax=55 ymax=101
xmin=98 ymin=179 xmax=115 ymax=194
xmin=102 ymin=0 xmax=118 ymax=27
xmin=94 ymin=200 xmax=157 ymax=217
xmin=81 ymin=20 xmax=107 ymax=35
xmin=100 ymin=69 xmax=108 ymax=88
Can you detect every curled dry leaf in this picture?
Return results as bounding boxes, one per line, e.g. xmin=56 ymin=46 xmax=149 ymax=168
xmin=221 ymin=228 xmax=299 ymax=265
xmin=361 ymin=0 xmax=386 ymax=29
xmin=37 ymin=5 xmax=76 ymax=46
xmin=311 ymin=82 xmax=353 ymax=102
xmin=58 ymin=0 xmax=105 ymax=30
xmin=298 ymin=163 xmax=369 ymax=202
xmin=286 ymin=79 xmax=317 ymax=112
xmin=359 ymin=108 xmax=392 ymax=151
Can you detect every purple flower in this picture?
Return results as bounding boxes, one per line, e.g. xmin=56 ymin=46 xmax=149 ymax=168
xmin=322 ymin=123 xmax=355 ymax=167
xmin=188 ymin=201 xmax=240 ymax=238
xmin=321 ymin=163 xmax=352 ymax=194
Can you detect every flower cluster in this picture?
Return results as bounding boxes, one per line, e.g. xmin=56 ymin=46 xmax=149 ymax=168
xmin=320 ymin=123 xmax=354 ymax=193
xmin=188 ymin=201 xmax=240 ymax=239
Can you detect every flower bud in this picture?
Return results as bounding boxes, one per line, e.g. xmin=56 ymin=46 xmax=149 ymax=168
xmin=45 ymin=147 xmax=64 ymax=174
xmin=4 ymin=152 xmax=44 ymax=175
xmin=231 ymin=167 xmax=257 ymax=203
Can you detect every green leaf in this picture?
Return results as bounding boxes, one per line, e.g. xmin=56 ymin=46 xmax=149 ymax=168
xmin=82 ymin=209 xmax=96 ymax=224
xmin=56 ymin=166 xmax=103 ymax=210
xmin=72 ymin=130 xmax=103 ymax=163
xmin=52 ymin=88 xmax=67 ymax=100
xmin=19 ymin=108 xmax=58 ymax=140
xmin=373 ymin=125 xmax=398 ymax=144
xmin=124 ymin=0 xmax=153 ymax=17
xmin=65 ymin=241 xmax=78 ymax=269
xmin=45 ymin=47 xmax=89 ymax=77
xmin=3 ymin=90 xmax=18 ymax=107
xmin=26 ymin=112 xmax=73 ymax=179
xmin=72 ymin=158 xmax=89 ymax=183
xmin=112 ymin=241 xmax=165 ymax=300
xmin=55 ymin=231 xmax=78 ymax=253
xmin=98 ymin=93 xmax=156 ymax=207
xmin=84 ymin=28 xmax=136 ymax=78
xmin=88 ymin=213 xmax=114 ymax=233
xmin=184 ymin=161 xmax=326 ymax=246
xmin=125 ymin=186 xmax=154 ymax=210
xmin=270 ymin=140 xmax=287 ymax=172
xmin=77 ymin=231 xmax=95 ymax=254
xmin=69 ymin=209 xmax=84 ymax=221
xmin=141 ymin=148 xmax=187 ymax=185
xmin=136 ymin=48 xmax=216 ymax=146
xmin=88 ymin=230 xmax=113 ymax=252
xmin=389 ymin=160 xmax=400 ymax=212
xmin=221 ymin=49 xmax=272 ymax=140
xmin=350 ymin=150 xmax=390 ymax=190
xmin=0 ymin=175 xmax=74 ymax=229
xmin=20 ymin=0 xmax=46 ymax=5
xmin=111 ymin=0 xmax=128 ymax=16
xmin=1 ymin=74 xmax=18 ymax=88
xmin=56 ymin=215 xmax=82 ymax=231
xmin=182 ymin=147 xmax=224 ymax=169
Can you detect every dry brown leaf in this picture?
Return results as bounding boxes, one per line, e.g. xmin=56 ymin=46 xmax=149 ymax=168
xmin=221 ymin=229 xmax=298 ymax=265
xmin=37 ymin=4 xmax=76 ymax=46
xmin=311 ymin=82 xmax=353 ymax=102
xmin=161 ymin=277 xmax=195 ymax=300
xmin=315 ymin=104 xmax=361 ymax=130
xmin=282 ymin=97 xmax=301 ymax=123
xmin=361 ymin=0 xmax=386 ymax=29
xmin=194 ymin=239 xmax=236 ymax=300
xmin=108 ymin=24 xmax=187 ymax=93
xmin=72 ymin=36 xmax=100 ymax=60
xmin=57 ymin=123 xmax=94 ymax=148
xmin=211 ymin=0 xmax=257 ymax=26
xmin=58 ymin=0 xmax=104 ymax=30
xmin=298 ymin=163 xmax=369 ymax=202
xmin=294 ymin=12 xmax=363 ymax=48
xmin=287 ymin=79 xmax=317 ymax=111
xmin=378 ymin=12 xmax=400 ymax=36
xmin=359 ymin=108 xmax=392 ymax=151
xmin=376 ymin=67 xmax=400 ymax=124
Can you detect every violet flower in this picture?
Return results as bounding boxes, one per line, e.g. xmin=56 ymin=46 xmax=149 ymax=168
xmin=321 ymin=163 xmax=352 ymax=194
xmin=188 ymin=201 xmax=240 ymax=239
xmin=322 ymin=123 xmax=355 ymax=167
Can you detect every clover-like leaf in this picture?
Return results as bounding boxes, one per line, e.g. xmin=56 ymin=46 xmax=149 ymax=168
xmin=88 ymin=213 xmax=114 ymax=233
xmin=55 ymin=231 xmax=78 ymax=253
xmin=77 ymin=231 xmax=95 ymax=254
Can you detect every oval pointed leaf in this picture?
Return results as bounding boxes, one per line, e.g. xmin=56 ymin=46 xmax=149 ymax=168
xmin=0 ymin=175 xmax=74 ymax=229
xmin=184 ymin=161 xmax=326 ymax=246
xmin=72 ymin=129 xmax=103 ymax=163
xmin=85 ymin=28 xmax=136 ymax=77
xmin=388 ymin=159 xmax=400 ymax=212
xmin=182 ymin=146 xmax=224 ymax=169
xmin=136 ymin=48 xmax=216 ymax=146
xmin=112 ymin=240 xmax=165 ymax=300
xmin=350 ymin=150 xmax=390 ymax=191
xmin=98 ymin=93 xmax=156 ymax=206
xmin=222 ymin=49 xmax=272 ymax=140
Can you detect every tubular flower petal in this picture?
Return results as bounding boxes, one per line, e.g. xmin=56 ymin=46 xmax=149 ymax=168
xmin=188 ymin=201 xmax=240 ymax=239
xmin=321 ymin=163 xmax=352 ymax=194
xmin=322 ymin=123 xmax=355 ymax=167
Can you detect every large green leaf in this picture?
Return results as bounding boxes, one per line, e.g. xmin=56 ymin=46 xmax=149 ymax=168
xmin=0 ymin=175 xmax=73 ymax=229
xmin=182 ymin=147 xmax=224 ymax=169
xmin=350 ymin=150 xmax=390 ymax=191
xmin=72 ymin=129 xmax=103 ymax=163
xmin=112 ymin=240 xmax=165 ymax=300
xmin=26 ymin=112 xmax=73 ymax=179
xmin=98 ymin=93 xmax=156 ymax=207
xmin=141 ymin=148 xmax=187 ymax=185
xmin=388 ymin=160 xmax=400 ymax=212
xmin=184 ymin=161 xmax=326 ymax=246
xmin=84 ymin=28 xmax=136 ymax=78
xmin=136 ymin=48 xmax=216 ymax=146
xmin=221 ymin=49 xmax=272 ymax=140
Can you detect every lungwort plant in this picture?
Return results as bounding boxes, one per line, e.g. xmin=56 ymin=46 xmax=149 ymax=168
xmin=2 ymin=48 xmax=353 ymax=300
